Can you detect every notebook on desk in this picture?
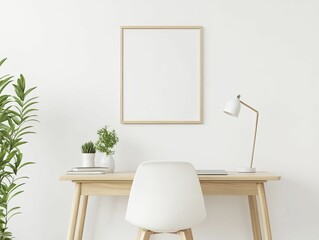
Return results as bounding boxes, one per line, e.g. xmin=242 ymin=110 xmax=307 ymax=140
xmin=196 ymin=170 xmax=228 ymax=175
xmin=67 ymin=167 xmax=110 ymax=175
xmin=67 ymin=170 xmax=107 ymax=175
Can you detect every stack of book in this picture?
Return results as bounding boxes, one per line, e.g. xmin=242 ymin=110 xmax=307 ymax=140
xmin=67 ymin=167 xmax=110 ymax=175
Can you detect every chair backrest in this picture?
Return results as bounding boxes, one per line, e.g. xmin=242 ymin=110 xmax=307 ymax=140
xmin=125 ymin=161 xmax=206 ymax=232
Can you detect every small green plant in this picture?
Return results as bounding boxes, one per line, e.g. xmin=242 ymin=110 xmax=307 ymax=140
xmin=81 ymin=141 xmax=96 ymax=153
xmin=0 ymin=58 xmax=38 ymax=239
xmin=95 ymin=126 xmax=119 ymax=156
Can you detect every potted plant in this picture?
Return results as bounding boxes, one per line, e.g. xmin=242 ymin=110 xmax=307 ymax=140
xmin=0 ymin=58 xmax=38 ymax=239
xmin=81 ymin=141 xmax=96 ymax=167
xmin=95 ymin=126 xmax=119 ymax=172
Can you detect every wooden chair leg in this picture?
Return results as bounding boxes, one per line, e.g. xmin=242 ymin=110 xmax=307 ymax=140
xmin=137 ymin=228 xmax=152 ymax=240
xmin=178 ymin=229 xmax=193 ymax=240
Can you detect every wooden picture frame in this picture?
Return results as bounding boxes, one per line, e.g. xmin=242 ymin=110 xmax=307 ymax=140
xmin=120 ymin=26 xmax=203 ymax=124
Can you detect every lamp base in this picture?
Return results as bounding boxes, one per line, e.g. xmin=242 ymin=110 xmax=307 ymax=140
xmin=237 ymin=167 xmax=256 ymax=173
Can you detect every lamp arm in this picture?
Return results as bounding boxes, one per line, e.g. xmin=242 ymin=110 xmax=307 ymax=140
xmin=250 ymin=112 xmax=259 ymax=168
xmin=240 ymin=100 xmax=259 ymax=168
xmin=240 ymin=100 xmax=258 ymax=113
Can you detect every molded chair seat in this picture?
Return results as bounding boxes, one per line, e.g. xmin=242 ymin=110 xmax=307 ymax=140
xmin=125 ymin=161 xmax=206 ymax=240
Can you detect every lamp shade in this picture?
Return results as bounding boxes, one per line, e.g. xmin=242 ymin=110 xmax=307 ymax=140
xmin=224 ymin=97 xmax=241 ymax=117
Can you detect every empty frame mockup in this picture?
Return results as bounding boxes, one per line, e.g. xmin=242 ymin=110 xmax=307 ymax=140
xmin=121 ymin=26 xmax=203 ymax=124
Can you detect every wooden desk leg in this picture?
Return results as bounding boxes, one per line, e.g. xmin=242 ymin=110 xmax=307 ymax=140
xmin=67 ymin=183 xmax=81 ymax=240
xmin=248 ymin=195 xmax=262 ymax=240
xmin=257 ymin=183 xmax=272 ymax=240
xmin=75 ymin=195 xmax=88 ymax=240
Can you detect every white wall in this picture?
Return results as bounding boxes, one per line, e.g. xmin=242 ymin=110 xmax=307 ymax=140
xmin=1 ymin=0 xmax=319 ymax=239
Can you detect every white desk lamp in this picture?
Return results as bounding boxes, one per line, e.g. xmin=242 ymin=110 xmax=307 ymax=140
xmin=224 ymin=95 xmax=259 ymax=173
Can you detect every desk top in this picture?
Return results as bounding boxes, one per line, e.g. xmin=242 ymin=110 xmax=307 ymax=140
xmin=60 ymin=172 xmax=281 ymax=181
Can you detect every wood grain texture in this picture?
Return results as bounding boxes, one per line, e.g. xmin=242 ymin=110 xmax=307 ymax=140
xmin=201 ymin=181 xmax=259 ymax=195
xmin=249 ymin=196 xmax=262 ymax=240
xmin=81 ymin=181 xmax=132 ymax=196
xmin=79 ymin=181 xmax=262 ymax=196
xmin=62 ymin=172 xmax=280 ymax=240
xmin=257 ymin=183 xmax=272 ymax=240
xmin=59 ymin=172 xmax=281 ymax=181
xmin=74 ymin=195 xmax=88 ymax=240
xmin=137 ymin=229 xmax=152 ymax=240
xmin=178 ymin=229 xmax=194 ymax=240
xmin=67 ymin=183 xmax=81 ymax=240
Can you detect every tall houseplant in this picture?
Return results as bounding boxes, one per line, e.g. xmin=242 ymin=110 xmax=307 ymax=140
xmin=95 ymin=126 xmax=118 ymax=172
xmin=0 ymin=58 xmax=38 ymax=240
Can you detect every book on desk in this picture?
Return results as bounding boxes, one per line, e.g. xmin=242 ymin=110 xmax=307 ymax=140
xmin=67 ymin=167 xmax=110 ymax=175
xmin=196 ymin=170 xmax=228 ymax=175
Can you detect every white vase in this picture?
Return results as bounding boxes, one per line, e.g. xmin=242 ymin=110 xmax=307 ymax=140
xmin=101 ymin=155 xmax=115 ymax=172
xmin=81 ymin=153 xmax=95 ymax=167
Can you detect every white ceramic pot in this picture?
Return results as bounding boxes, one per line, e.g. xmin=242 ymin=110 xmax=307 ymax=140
xmin=101 ymin=155 xmax=115 ymax=172
xmin=81 ymin=153 xmax=95 ymax=167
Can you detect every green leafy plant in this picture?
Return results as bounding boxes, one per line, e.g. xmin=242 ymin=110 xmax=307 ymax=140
xmin=0 ymin=58 xmax=38 ymax=240
xmin=95 ymin=126 xmax=119 ymax=156
xmin=81 ymin=141 xmax=96 ymax=153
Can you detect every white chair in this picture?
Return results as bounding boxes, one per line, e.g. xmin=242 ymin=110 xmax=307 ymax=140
xmin=125 ymin=161 xmax=206 ymax=240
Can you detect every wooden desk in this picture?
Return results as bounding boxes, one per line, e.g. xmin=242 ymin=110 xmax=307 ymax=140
xmin=60 ymin=172 xmax=280 ymax=240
